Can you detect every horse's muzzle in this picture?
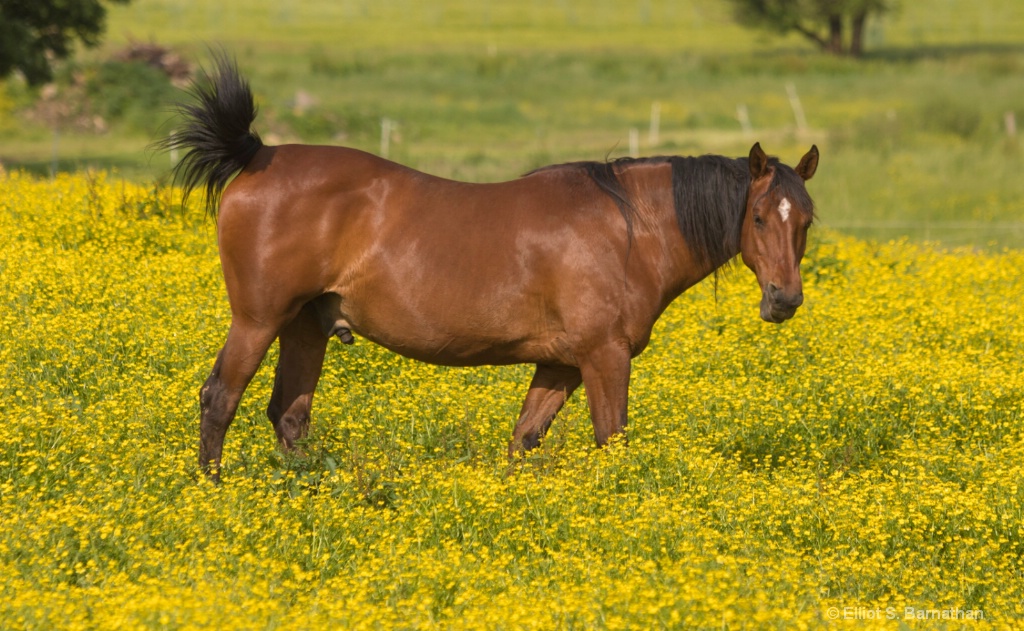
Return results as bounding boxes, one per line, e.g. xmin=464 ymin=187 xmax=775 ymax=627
xmin=760 ymin=283 xmax=803 ymax=323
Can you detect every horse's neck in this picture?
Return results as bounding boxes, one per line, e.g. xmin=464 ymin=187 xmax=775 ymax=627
xmin=623 ymin=159 xmax=747 ymax=300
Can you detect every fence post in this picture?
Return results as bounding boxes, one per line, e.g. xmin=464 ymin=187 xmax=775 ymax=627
xmin=786 ymin=82 xmax=808 ymax=134
xmin=736 ymin=104 xmax=752 ymax=136
xmin=169 ymin=130 xmax=179 ymax=166
xmin=51 ymin=128 xmax=60 ymax=178
xmin=381 ymin=117 xmax=393 ymax=159
xmin=649 ymin=101 xmax=661 ymax=147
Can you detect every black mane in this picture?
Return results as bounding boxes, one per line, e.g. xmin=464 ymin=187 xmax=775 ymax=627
xmin=669 ymin=155 xmax=749 ymax=271
xmin=530 ymin=153 xmax=814 ymax=273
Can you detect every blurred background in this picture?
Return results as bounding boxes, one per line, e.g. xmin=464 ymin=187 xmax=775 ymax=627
xmin=1 ymin=0 xmax=1022 ymax=247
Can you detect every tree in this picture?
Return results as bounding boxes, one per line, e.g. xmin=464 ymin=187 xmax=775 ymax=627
xmin=725 ymin=0 xmax=895 ymax=57
xmin=0 ymin=0 xmax=129 ymax=86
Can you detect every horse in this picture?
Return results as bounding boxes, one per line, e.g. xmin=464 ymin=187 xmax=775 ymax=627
xmin=160 ymin=56 xmax=819 ymax=479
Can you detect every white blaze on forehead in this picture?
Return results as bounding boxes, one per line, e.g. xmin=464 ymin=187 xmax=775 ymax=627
xmin=777 ymin=197 xmax=792 ymax=223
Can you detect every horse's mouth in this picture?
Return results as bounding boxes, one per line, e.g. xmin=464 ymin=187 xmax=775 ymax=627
xmin=760 ymin=300 xmax=799 ymax=323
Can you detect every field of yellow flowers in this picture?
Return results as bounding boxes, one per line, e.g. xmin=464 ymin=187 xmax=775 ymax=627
xmin=1 ymin=171 xmax=1022 ymax=629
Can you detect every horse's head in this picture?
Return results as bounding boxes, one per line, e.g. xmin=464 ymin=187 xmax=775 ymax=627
xmin=739 ymin=143 xmax=819 ymax=323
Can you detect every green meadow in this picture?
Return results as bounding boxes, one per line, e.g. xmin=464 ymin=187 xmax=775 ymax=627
xmin=1 ymin=0 xmax=1022 ymax=246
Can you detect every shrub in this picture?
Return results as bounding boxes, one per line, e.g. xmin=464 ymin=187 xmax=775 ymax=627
xmin=86 ymin=60 xmax=178 ymax=133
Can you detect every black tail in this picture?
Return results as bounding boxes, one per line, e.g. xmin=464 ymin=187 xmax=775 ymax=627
xmin=157 ymin=52 xmax=262 ymax=216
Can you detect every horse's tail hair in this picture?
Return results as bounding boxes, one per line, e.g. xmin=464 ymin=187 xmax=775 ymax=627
xmin=157 ymin=51 xmax=262 ymax=216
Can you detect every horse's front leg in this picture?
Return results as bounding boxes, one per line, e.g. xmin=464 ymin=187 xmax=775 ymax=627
xmin=578 ymin=341 xmax=632 ymax=447
xmin=508 ymin=364 xmax=583 ymax=457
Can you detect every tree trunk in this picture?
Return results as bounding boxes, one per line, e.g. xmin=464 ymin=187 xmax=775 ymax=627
xmin=850 ymin=10 xmax=868 ymax=57
xmin=827 ymin=14 xmax=844 ymax=55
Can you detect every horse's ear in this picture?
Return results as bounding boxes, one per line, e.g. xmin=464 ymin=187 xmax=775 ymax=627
xmin=748 ymin=142 xmax=769 ymax=180
xmin=796 ymin=145 xmax=819 ymax=181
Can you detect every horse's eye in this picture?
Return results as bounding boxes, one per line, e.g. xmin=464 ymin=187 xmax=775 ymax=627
xmin=754 ymin=214 xmax=765 ymax=228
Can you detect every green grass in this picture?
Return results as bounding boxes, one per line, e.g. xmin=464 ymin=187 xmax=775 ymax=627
xmin=0 ymin=0 xmax=1022 ymax=247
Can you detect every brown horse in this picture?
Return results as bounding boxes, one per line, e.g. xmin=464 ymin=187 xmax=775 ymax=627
xmin=161 ymin=56 xmax=819 ymax=478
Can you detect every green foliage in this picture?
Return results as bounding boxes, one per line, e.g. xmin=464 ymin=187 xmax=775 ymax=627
xmin=308 ymin=47 xmax=372 ymax=79
xmin=918 ymin=96 xmax=983 ymax=140
xmin=0 ymin=0 xmax=129 ymax=86
xmin=0 ymin=86 xmax=16 ymax=134
xmin=276 ymin=105 xmax=383 ymax=144
xmin=86 ymin=60 xmax=178 ymax=133
xmin=724 ymin=0 xmax=896 ymax=56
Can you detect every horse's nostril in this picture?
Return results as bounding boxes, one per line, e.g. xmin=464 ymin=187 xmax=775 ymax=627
xmin=766 ymin=283 xmax=802 ymax=309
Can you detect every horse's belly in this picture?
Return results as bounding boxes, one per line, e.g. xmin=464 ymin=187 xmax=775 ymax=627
xmin=366 ymin=334 xmax=555 ymax=367
xmin=357 ymin=316 xmax=570 ymax=367
xmin=329 ymin=294 xmax=570 ymax=367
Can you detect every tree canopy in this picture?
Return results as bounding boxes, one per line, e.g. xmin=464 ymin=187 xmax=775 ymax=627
xmin=0 ymin=0 xmax=129 ymax=86
xmin=725 ymin=0 xmax=896 ymax=57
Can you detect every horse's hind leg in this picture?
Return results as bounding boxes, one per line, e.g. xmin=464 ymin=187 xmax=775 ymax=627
xmin=200 ymin=319 xmax=279 ymax=478
xmin=508 ymin=364 xmax=582 ymax=457
xmin=267 ymin=301 xmax=329 ymax=452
